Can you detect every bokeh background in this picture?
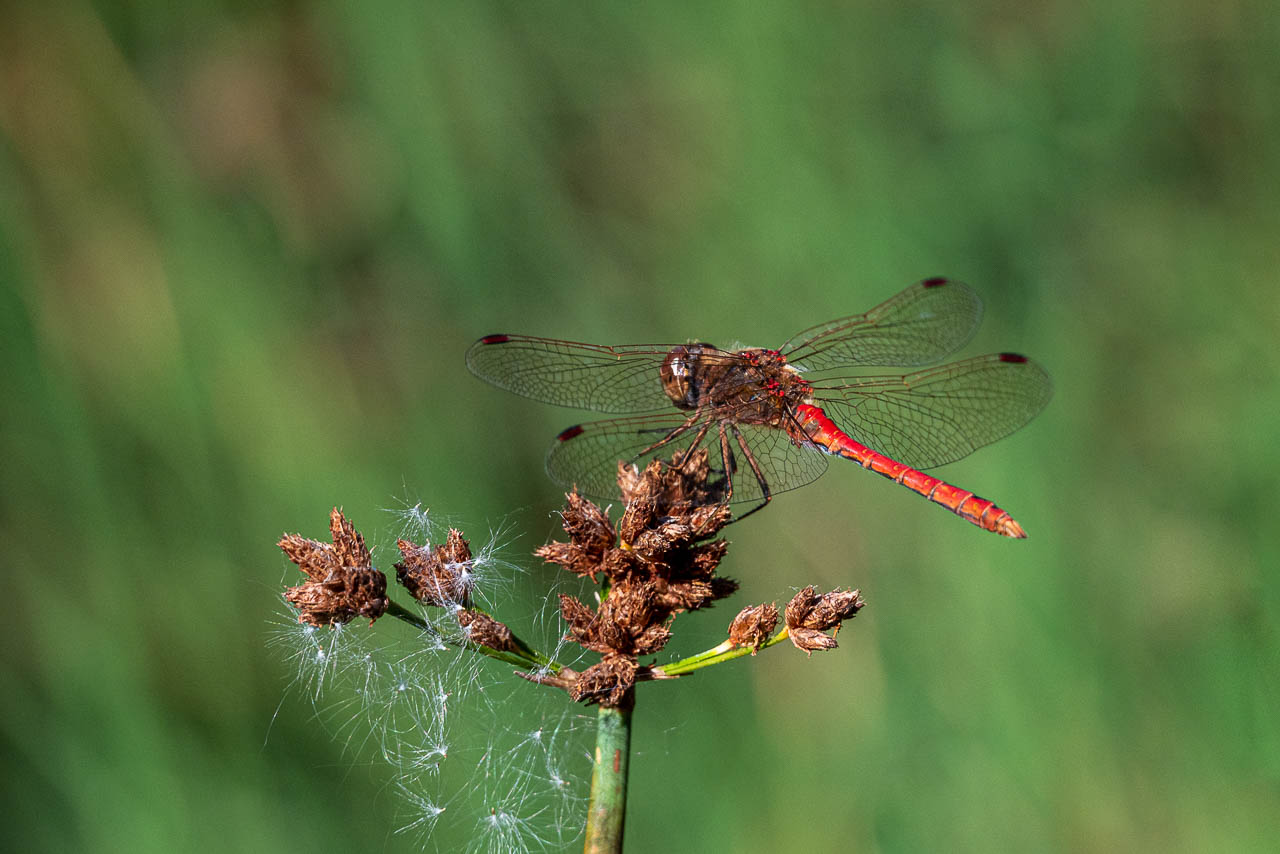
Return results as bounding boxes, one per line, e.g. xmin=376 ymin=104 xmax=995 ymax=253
xmin=3 ymin=2 xmax=1277 ymax=852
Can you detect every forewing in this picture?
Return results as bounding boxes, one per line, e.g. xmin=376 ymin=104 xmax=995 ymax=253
xmin=780 ymin=278 xmax=983 ymax=370
xmin=466 ymin=335 xmax=676 ymax=413
xmin=811 ymin=353 xmax=1052 ymax=469
xmin=545 ymin=413 xmax=829 ymax=504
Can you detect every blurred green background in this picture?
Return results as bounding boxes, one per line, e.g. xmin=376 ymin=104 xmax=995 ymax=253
xmin=3 ymin=1 xmax=1277 ymax=851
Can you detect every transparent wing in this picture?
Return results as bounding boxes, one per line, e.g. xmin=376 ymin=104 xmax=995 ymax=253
xmin=466 ymin=335 xmax=677 ymax=414
xmin=545 ymin=413 xmax=829 ymax=504
xmin=780 ymin=278 xmax=983 ymax=370
xmin=809 ymin=353 xmax=1052 ymax=470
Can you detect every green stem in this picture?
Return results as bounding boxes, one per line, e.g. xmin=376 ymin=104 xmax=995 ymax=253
xmin=384 ymin=600 xmax=562 ymax=672
xmin=505 ymin=630 xmax=553 ymax=668
xmin=652 ymin=627 xmax=791 ymax=677
xmin=385 ymin=599 xmax=434 ymax=632
xmin=583 ymin=697 xmax=633 ymax=854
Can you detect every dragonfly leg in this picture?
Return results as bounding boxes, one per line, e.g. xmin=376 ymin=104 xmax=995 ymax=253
xmin=632 ymin=415 xmax=704 ymax=467
xmin=667 ymin=416 xmax=711 ymax=469
xmin=726 ymin=423 xmax=772 ymax=524
xmin=717 ymin=422 xmax=736 ymax=502
xmin=689 ymin=424 xmax=736 ymax=537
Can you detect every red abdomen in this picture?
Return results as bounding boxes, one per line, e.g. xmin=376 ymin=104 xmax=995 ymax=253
xmin=792 ymin=404 xmax=1027 ymax=538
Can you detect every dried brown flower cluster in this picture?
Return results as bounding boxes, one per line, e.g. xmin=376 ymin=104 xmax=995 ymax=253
xmin=783 ymin=585 xmax=866 ymax=654
xmin=279 ymin=511 xmax=520 ymax=655
xmin=276 ymin=452 xmax=868 ymax=698
xmin=728 ymin=603 xmax=779 ymax=653
xmin=455 ymin=609 xmax=520 ymax=653
xmin=394 ymin=528 xmax=474 ymax=607
xmin=537 ymin=450 xmax=738 ymax=705
xmin=279 ymin=508 xmax=389 ymax=627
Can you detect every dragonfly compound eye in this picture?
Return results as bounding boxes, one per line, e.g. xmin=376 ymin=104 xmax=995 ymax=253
xmin=660 ymin=346 xmax=698 ymax=410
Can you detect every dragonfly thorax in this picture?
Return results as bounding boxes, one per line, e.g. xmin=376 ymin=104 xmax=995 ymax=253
xmin=660 ymin=344 xmax=809 ymax=423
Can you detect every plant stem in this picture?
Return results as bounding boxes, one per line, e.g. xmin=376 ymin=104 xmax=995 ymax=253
xmin=583 ymin=696 xmax=633 ymax=854
xmin=651 ymin=627 xmax=791 ymax=677
xmin=385 ymin=599 xmax=434 ymax=632
xmin=384 ymin=599 xmax=562 ymax=672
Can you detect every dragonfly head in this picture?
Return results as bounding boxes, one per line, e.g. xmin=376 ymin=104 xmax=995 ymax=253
xmin=660 ymin=343 xmax=719 ymax=410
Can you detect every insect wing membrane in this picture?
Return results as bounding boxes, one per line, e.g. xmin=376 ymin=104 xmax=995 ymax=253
xmin=465 ymin=335 xmax=678 ymax=414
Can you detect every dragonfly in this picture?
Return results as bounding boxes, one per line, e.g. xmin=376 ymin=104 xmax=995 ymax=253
xmin=466 ymin=278 xmax=1051 ymax=537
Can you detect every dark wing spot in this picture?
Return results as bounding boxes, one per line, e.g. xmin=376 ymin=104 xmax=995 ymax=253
xmin=556 ymin=424 xmax=585 ymax=441
xmin=478 ymin=334 xmax=511 ymax=345
xmin=998 ymin=352 xmax=1029 ymax=363
xmin=921 ymin=276 xmax=950 ymax=288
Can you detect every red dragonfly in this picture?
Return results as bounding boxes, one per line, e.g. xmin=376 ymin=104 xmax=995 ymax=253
xmin=466 ymin=278 xmax=1051 ymax=537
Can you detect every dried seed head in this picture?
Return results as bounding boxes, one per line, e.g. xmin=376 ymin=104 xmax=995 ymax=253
xmin=631 ymin=623 xmax=673 ymax=657
xmin=787 ymin=586 xmax=866 ymax=631
xmin=284 ymin=567 xmax=388 ymax=628
xmin=615 ymin=461 xmax=656 ymax=509
xmin=534 ymin=491 xmax=616 ymax=580
xmin=558 ymin=593 xmax=597 ymax=634
xmin=689 ymin=502 xmax=733 ymax=532
xmin=539 ymin=449 xmax=740 ymax=703
xmin=784 ymin=585 xmax=865 ymax=655
xmin=456 ymin=609 xmax=517 ymax=653
xmin=559 ymin=589 xmax=646 ymax=656
xmin=569 ymin=655 xmax=638 ymax=706
xmin=600 ymin=548 xmax=644 ymax=580
xmin=616 ymin=453 xmax=731 ymax=533
xmin=655 ymin=577 xmax=739 ymax=611
xmin=618 ymin=493 xmax=658 ymax=545
xmin=784 ymin=585 xmax=822 ymax=628
xmin=689 ymin=539 xmax=730 ymax=574
xmin=788 ymin=626 xmax=840 ymax=654
xmin=728 ymin=603 xmax=780 ymax=653
xmin=279 ymin=507 xmax=370 ymax=581
xmin=807 ymin=588 xmax=865 ymax=627
xmin=440 ymin=528 xmax=471 ymax=564
xmin=279 ymin=508 xmax=388 ymax=627
xmin=395 ymin=528 xmax=474 ymax=606
xmin=559 ymin=491 xmax=616 ymax=554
